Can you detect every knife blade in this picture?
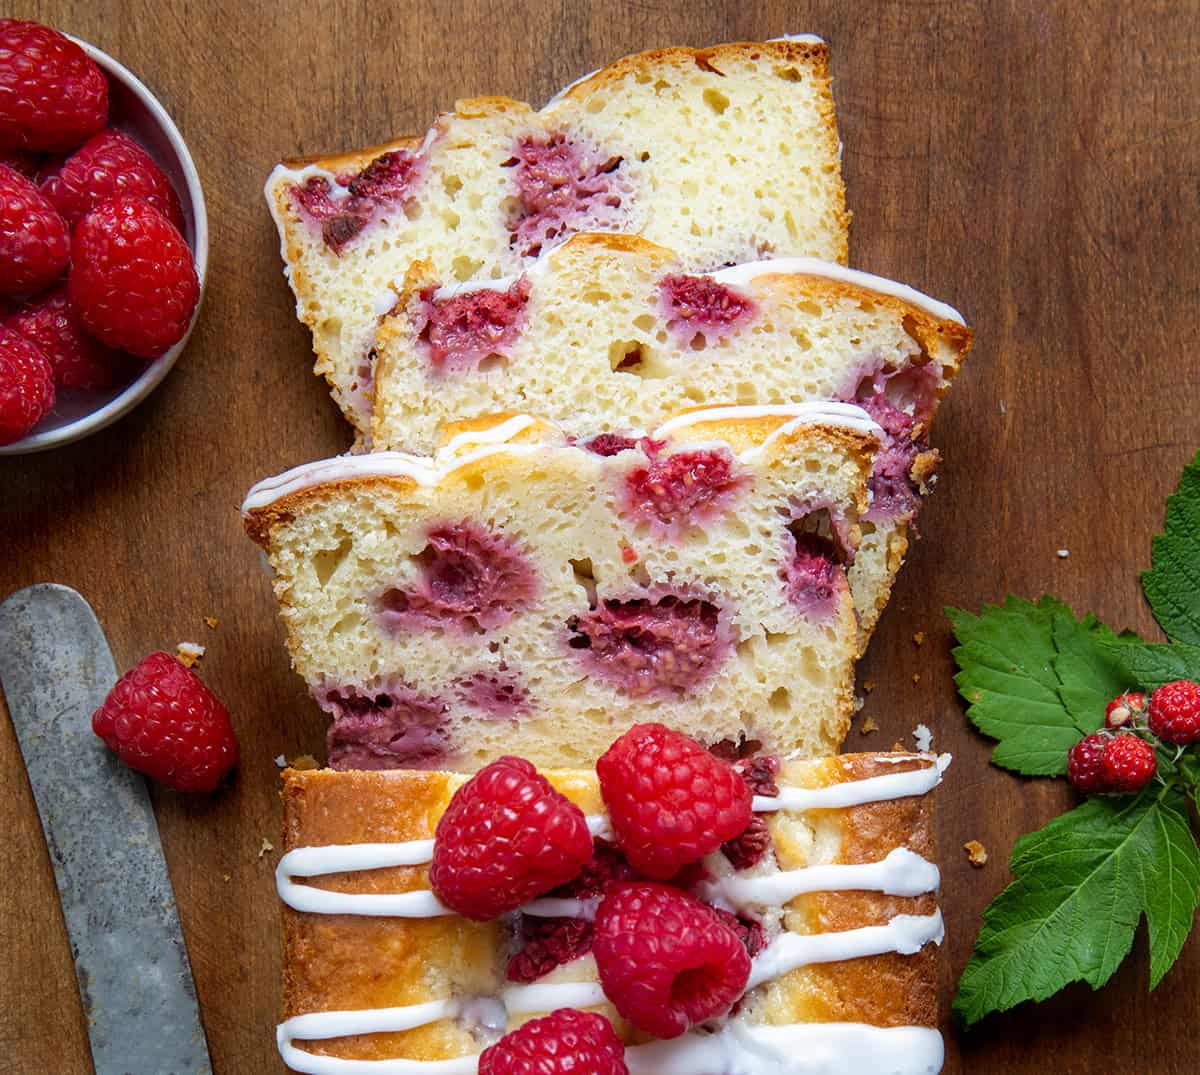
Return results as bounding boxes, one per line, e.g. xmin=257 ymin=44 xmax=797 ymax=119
xmin=0 ymin=584 xmax=212 ymax=1075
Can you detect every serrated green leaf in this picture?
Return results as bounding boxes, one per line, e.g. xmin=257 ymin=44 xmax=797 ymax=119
xmin=1099 ymin=637 xmax=1200 ymax=690
xmin=954 ymin=789 xmax=1200 ymax=1025
xmin=948 ymin=596 xmax=1098 ymax=775
xmin=1142 ymin=449 xmax=1200 ymax=645
xmin=1051 ymin=611 xmax=1134 ymax=733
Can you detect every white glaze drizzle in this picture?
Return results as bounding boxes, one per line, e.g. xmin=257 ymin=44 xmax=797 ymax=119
xmin=700 ymin=847 xmax=939 ymax=912
xmin=501 ymin=980 xmax=607 ymax=1014
xmin=753 ymin=754 xmax=950 ymax=814
xmin=520 ymin=896 xmax=599 ymax=920
xmin=766 ymin=33 xmax=828 ymax=45
xmin=242 ymin=397 xmax=879 ymax=514
xmin=439 ymin=415 xmax=539 ymax=457
xmin=746 ymin=910 xmax=944 ymax=990
xmin=709 ymin=257 xmax=965 ymax=325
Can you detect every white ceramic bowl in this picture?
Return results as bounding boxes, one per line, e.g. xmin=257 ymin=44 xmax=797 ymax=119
xmin=0 ymin=36 xmax=208 ymax=455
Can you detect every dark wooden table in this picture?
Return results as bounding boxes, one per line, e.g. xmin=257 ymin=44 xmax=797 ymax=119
xmin=2 ymin=2 xmax=1197 ymax=1071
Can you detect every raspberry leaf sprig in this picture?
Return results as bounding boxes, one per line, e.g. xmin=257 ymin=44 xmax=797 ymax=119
xmin=949 ymin=449 xmax=1200 ymax=1026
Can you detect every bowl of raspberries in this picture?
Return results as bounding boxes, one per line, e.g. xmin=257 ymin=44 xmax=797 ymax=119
xmin=0 ymin=18 xmax=207 ymax=453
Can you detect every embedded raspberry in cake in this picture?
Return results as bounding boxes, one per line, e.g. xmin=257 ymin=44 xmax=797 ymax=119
xmin=840 ymin=357 xmax=942 ymax=522
xmin=659 ymin=273 xmax=756 ymax=346
xmin=781 ymin=526 xmax=847 ymax=621
xmin=376 ymin=522 xmax=538 ymax=635
xmin=457 ymin=669 xmax=530 ymax=718
xmin=417 ymin=278 xmax=530 ymax=374
xmin=579 ymin=432 xmax=640 ymax=457
xmin=506 ymin=134 xmax=629 ymax=257
xmin=290 ymin=149 xmax=421 ymax=254
xmin=317 ymin=684 xmax=450 ymax=770
xmin=567 ymin=593 xmax=733 ymax=696
xmin=620 ymin=446 xmax=749 ymax=536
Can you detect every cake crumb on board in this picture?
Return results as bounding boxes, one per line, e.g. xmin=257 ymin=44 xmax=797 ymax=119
xmin=258 ymin=838 xmax=274 ymax=859
xmin=204 ymin=616 xmax=220 ymax=629
xmin=860 ymin=716 xmax=879 ymax=735
xmin=175 ymin=641 xmax=205 ymax=668
xmin=964 ymin=840 xmax=989 ymax=867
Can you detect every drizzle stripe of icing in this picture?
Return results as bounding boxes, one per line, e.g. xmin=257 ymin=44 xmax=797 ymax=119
xmin=520 ymin=896 xmax=599 ymax=919
xmin=241 ymin=398 xmax=881 ymax=514
xmin=708 ymin=257 xmax=966 ymax=325
xmin=753 ymin=754 xmax=949 ymax=813
xmin=766 ymin=33 xmax=827 ymax=45
xmin=278 ymin=1015 xmax=943 ymax=1074
xmin=501 ymin=980 xmax=607 ymax=1014
xmin=746 ymin=910 xmax=945 ymax=991
xmin=624 ymin=1021 xmax=943 ymax=1075
xmin=701 ymin=847 xmax=940 ymax=911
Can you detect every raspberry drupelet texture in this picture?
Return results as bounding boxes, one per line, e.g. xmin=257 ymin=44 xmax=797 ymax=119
xmin=0 ymin=324 xmax=55 ymax=444
xmin=429 ymin=756 xmax=593 ymax=920
xmin=593 ymin=882 xmax=751 ymax=1038
xmin=567 ymin=593 xmax=733 ymax=698
xmin=0 ymin=19 xmax=108 ymax=151
xmin=91 ymin=651 xmax=239 ymax=793
xmin=1105 ymin=690 xmax=1147 ymax=729
xmin=69 ymin=197 xmax=199 ymax=358
xmin=1067 ymin=732 xmax=1109 ymax=795
xmin=1100 ymin=735 xmax=1157 ymax=794
xmin=478 ymin=1009 xmax=628 ymax=1075
xmin=658 ymin=273 xmax=756 ymax=345
xmin=6 ymin=285 xmax=130 ymax=390
xmin=0 ymin=163 xmax=69 ymax=295
xmin=41 ymin=128 xmax=184 ymax=229
xmin=1148 ymin=680 xmax=1200 ymax=745
xmin=418 ymin=278 xmax=530 ymax=374
xmin=375 ymin=521 xmax=539 ymax=636
xmin=620 ymin=446 xmax=750 ymax=537
xmin=597 ymin=723 xmax=753 ymax=879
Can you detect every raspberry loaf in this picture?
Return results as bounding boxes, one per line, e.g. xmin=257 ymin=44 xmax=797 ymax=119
xmin=243 ymin=405 xmax=880 ymax=770
xmin=276 ymin=750 xmax=946 ymax=1072
xmin=264 ymin=38 xmax=849 ymax=434
xmin=372 ymin=235 xmax=973 ymax=642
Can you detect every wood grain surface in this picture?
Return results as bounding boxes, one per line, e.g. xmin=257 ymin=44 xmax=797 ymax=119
xmin=1 ymin=2 xmax=1198 ymax=1072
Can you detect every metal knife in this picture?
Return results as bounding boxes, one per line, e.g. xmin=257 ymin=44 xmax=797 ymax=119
xmin=0 ymin=584 xmax=213 ymax=1075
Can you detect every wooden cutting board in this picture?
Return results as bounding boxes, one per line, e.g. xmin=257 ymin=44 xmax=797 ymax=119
xmin=2 ymin=2 xmax=1197 ymax=1071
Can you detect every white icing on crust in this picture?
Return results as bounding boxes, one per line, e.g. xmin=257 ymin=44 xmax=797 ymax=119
xmin=753 ymin=753 xmax=950 ymax=813
xmin=708 ymin=257 xmax=966 ymax=325
xmin=242 ymin=401 xmax=879 ymax=514
xmin=766 ymin=33 xmax=827 ymax=44
xmin=700 ymin=847 xmax=940 ymax=912
xmin=746 ymin=910 xmax=945 ymax=990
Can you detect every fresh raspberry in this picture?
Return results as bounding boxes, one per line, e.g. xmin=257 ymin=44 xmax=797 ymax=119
xmin=40 ymin=128 xmax=184 ymax=230
xmin=593 ymin=882 xmax=751 ymax=1038
xmin=0 ymin=146 xmax=38 ymax=178
xmin=478 ymin=1009 xmax=627 ymax=1075
xmin=429 ymin=756 xmax=592 ymax=920
xmin=1101 ymin=735 xmax=1158 ymax=794
xmin=0 ymin=163 xmax=69 ymax=295
xmin=710 ymin=906 xmax=769 ymax=957
xmin=6 ymin=286 xmax=131 ymax=390
xmin=1105 ymin=690 xmax=1147 ymax=729
xmin=1148 ymin=680 xmax=1200 ymax=745
xmin=91 ymin=651 xmax=239 ymax=793
xmin=68 ymin=197 xmax=199 ymax=359
xmin=597 ymin=723 xmax=752 ymax=880
xmin=0 ymin=20 xmax=108 ymax=151
xmin=0 ymin=324 xmax=55 ymax=444
xmin=1067 ymin=732 xmax=1110 ymax=795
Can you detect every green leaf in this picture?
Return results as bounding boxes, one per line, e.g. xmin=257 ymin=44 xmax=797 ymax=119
xmin=1142 ymin=449 xmax=1200 ymax=645
xmin=1100 ymin=637 xmax=1200 ymax=690
xmin=948 ymin=596 xmax=1100 ymax=775
xmin=1051 ymin=610 xmax=1131 ymax=732
xmin=954 ymin=788 xmax=1200 ymax=1025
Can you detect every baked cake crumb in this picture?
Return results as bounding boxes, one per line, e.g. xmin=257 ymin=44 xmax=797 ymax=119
xmin=912 ymin=631 xmax=925 ymax=646
xmin=912 ymin=723 xmax=933 ymax=752
xmin=204 ymin=616 xmax=220 ymax=629
xmin=1057 ymin=548 xmax=1070 ymax=558
xmin=964 ymin=840 xmax=988 ymax=867
xmin=175 ymin=641 xmax=205 ymax=667
xmin=912 ymin=673 xmax=921 ymax=684
xmin=862 ymin=679 xmax=876 ymax=693
xmin=289 ymin=754 xmax=320 ymax=771
xmin=258 ymin=837 xmax=274 ymax=858
xmin=860 ymin=716 xmax=879 ymax=735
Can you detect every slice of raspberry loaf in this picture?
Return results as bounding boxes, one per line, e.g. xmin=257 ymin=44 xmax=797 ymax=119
xmin=276 ymin=732 xmax=946 ymax=1073
xmin=372 ymin=234 xmax=973 ymax=644
xmin=243 ymin=405 xmax=880 ymax=770
xmin=264 ymin=38 xmax=848 ymax=436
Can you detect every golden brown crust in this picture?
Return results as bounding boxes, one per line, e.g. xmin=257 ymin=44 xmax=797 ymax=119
xmin=280 ymin=754 xmax=940 ymax=1062
xmin=281 ymin=134 xmax=427 ymax=174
